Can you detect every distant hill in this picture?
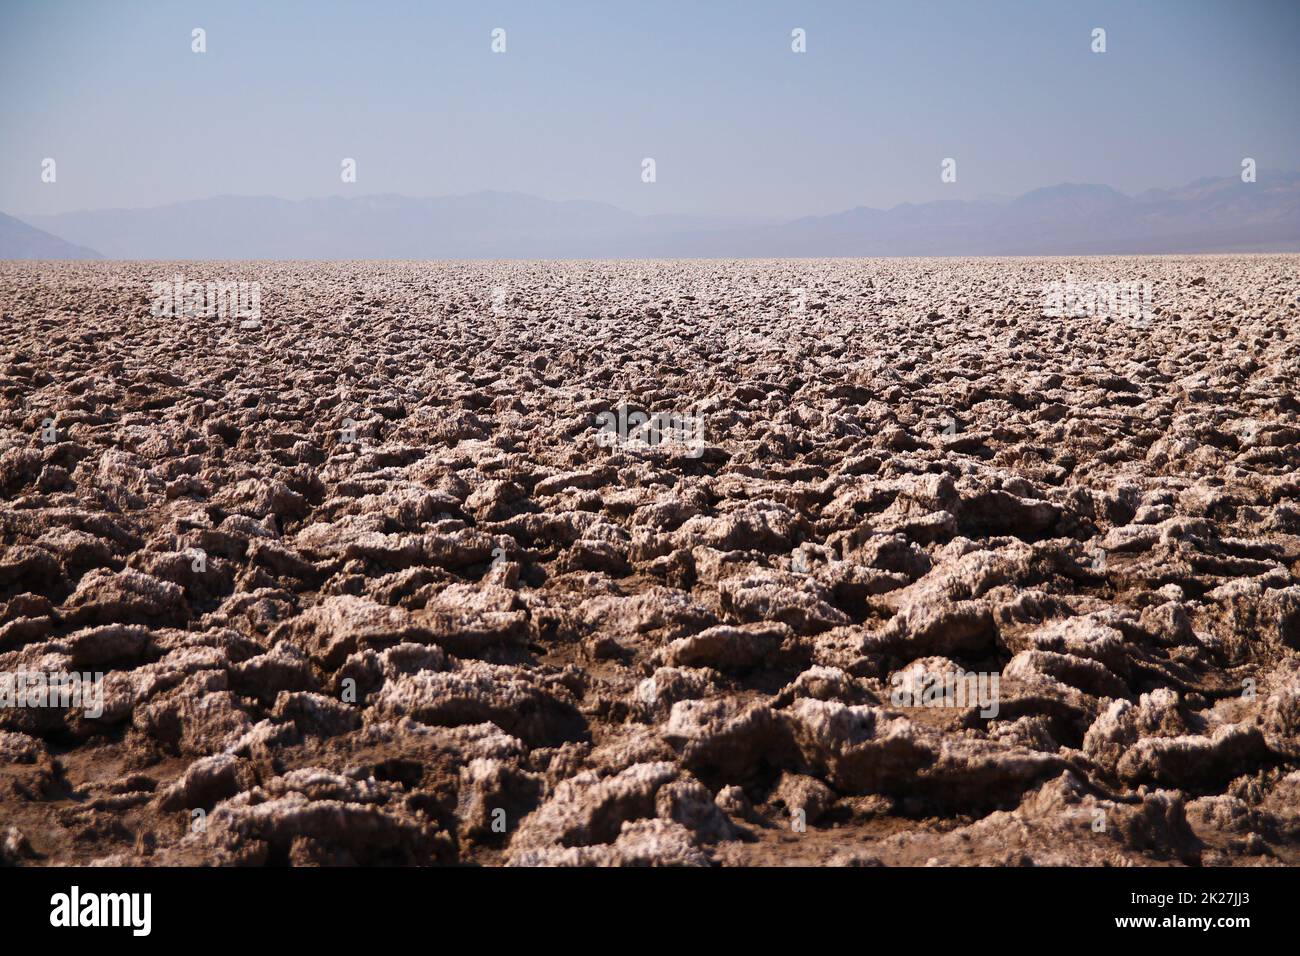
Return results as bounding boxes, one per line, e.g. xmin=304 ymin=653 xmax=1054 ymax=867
xmin=0 ymin=211 xmax=101 ymax=259
xmin=20 ymin=192 xmax=736 ymax=260
xmin=16 ymin=172 xmax=1300 ymax=260
xmin=713 ymin=175 xmax=1300 ymax=256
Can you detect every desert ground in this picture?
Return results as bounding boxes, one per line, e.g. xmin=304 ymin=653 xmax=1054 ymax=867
xmin=1 ymin=256 xmax=1298 ymax=866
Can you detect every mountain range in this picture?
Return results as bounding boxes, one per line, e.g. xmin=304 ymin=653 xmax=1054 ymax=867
xmin=5 ymin=171 xmax=1299 ymax=260
xmin=0 ymin=211 xmax=103 ymax=260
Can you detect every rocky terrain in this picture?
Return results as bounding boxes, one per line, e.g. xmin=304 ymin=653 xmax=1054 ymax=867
xmin=1 ymin=256 xmax=1298 ymax=867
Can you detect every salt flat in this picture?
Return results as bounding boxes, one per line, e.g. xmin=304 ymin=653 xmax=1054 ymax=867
xmin=2 ymin=256 xmax=1298 ymax=866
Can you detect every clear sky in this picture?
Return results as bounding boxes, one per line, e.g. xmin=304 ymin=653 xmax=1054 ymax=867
xmin=2 ymin=0 xmax=1297 ymax=218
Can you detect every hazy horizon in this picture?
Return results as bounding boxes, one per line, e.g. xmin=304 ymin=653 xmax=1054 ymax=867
xmin=12 ymin=167 xmax=1300 ymax=222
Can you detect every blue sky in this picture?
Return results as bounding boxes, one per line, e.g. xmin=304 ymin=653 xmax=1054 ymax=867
xmin=2 ymin=0 xmax=1296 ymax=218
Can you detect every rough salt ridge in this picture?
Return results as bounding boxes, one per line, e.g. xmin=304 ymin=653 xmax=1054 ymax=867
xmin=1 ymin=256 xmax=1298 ymax=866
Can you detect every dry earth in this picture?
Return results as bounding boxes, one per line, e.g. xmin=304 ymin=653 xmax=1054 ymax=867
xmin=2 ymin=256 xmax=1299 ymax=867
